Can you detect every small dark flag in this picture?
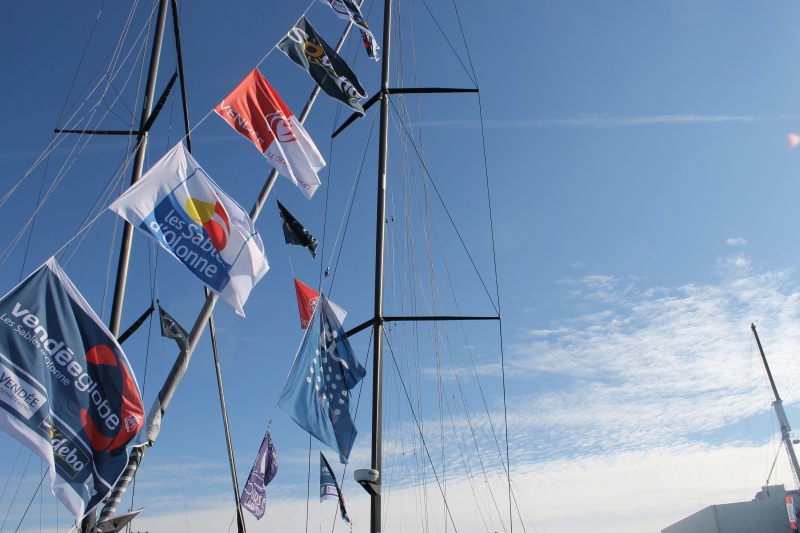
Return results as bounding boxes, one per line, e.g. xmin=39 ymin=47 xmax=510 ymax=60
xmin=278 ymin=17 xmax=367 ymax=115
xmin=318 ymin=0 xmax=379 ymax=60
xmin=241 ymin=429 xmax=279 ymax=519
xmin=278 ymin=200 xmax=319 ymax=258
xmin=320 ymin=452 xmax=350 ymax=525
xmin=159 ymin=305 xmax=189 ymax=352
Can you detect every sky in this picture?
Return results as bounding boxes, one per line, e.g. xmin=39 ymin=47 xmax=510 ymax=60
xmin=4 ymin=1 xmax=800 ymax=533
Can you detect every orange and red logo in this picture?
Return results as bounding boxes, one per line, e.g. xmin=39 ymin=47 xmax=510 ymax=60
xmin=184 ymin=197 xmax=231 ymax=251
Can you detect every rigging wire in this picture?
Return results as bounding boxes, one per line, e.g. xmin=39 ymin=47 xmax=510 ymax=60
xmin=442 ymin=0 xmax=516 ymax=525
xmin=383 ymin=186 xmax=510 ymax=531
xmin=381 ymin=330 xmax=460 ymax=532
xmin=371 ymin=0 xmax=518 ymax=527
xmin=0 ymin=451 xmax=34 ymax=533
xmin=414 ymin=0 xmax=476 ymax=87
xmin=0 ymin=0 xmax=156 ymax=216
xmin=0 ymin=447 xmax=24 ymax=508
xmin=324 ymin=110 xmax=380 ymax=294
xmin=385 ymin=83 xmax=521 ymax=526
xmin=11 ymin=468 xmax=48 ymax=533
xmin=0 ymin=8 xmax=155 ymax=273
xmin=387 ymin=98 xmax=498 ymax=314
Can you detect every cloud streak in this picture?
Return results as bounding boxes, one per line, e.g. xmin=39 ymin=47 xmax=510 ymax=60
xmin=11 ymin=254 xmax=800 ymax=533
xmin=422 ymin=113 xmax=800 ymax=130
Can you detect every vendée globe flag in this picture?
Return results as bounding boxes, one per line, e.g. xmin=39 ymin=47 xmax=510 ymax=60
xmin=215 ymin=69 xmax=325 ymax=200
xmin=0 ymin=258 xmax=145 ymax=520
xmin=109 ymin=143 xmax=269 ymax=316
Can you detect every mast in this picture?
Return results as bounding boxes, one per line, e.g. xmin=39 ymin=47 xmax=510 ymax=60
xmin=99 ymin=19 xmax=359 ymax=526
xmin=751 ymin=323 xmax=800 ymax=486
xmin=81 ymin=2 xmax=170 ymax=532
xmin=108 ymin=0 xmax=171 ymax=338
xmin=370 ymin=0 xmax=392 ymax=530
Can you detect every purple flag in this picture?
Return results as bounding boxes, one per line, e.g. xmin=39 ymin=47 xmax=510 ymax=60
xmin=240 ymin=429 xmax=278 ymax=519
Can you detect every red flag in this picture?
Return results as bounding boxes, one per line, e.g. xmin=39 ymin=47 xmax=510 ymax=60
xmin=293 ymin=279 xmax=346 ymax=329
xmin=294 ymin=278 xmax=319 ymax=329
xmin=215 ymin=69 xmax=325 ymax=199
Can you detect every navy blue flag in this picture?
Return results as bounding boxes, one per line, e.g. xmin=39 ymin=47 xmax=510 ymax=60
xmin=240 ymin=429 xmax=278 ymax=519
xmin=320 ymin=452 xmax=350 ymax=524
xmin=318 ymin=0 xmax=379 ymax=60
xmin=0 ymin=258 xmax=145 ymax=520
xmin=158 ymin=305 xmax=188 ymax=353
xmin=278 ymin=17 xmax=367 ymax=115
xmin=277 ymin=200 xmax=318 ymax=259
xmin=278 ymin=295 xmax=366 ymax=463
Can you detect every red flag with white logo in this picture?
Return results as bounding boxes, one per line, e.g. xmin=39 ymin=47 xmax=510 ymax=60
xmin=787 ymin=494 xmax=798 ymax=531
xmin=215 ymin=69 xmax=325 ymax=199
xmin=294 ymin=278 xmax=346 ymax=329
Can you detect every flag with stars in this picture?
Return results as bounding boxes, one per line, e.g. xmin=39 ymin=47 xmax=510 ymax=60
xmin=278 ymin=200 xmax=318 ymax=259
xmin=278 ymin=295 xmax=366 ymax=463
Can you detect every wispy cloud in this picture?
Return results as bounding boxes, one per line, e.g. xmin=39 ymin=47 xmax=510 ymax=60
xmin=12 ymin=254 xmax=800 ymax=533
xmin=422 ymin=113 xmax=800 ymax=129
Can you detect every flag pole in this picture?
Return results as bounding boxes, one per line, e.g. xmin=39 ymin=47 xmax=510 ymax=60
xmin=751 ymin=323 xmax=800 ymax=486
xmin=107 ymin=0 xmax=170 ymax=339
xmin=370 ymin=0 xmax=393 ymax=530
xmin=99 ymin=16 xmax=363 ymax=524
xmin=86 ymin=1 xmax=170 ymax=532
xmin=171 ymin=5 xmax=248 ymax=523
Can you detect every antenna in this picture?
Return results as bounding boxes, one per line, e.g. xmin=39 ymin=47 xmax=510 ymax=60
xmin=751 ymin=323 xmax=800 ymax=487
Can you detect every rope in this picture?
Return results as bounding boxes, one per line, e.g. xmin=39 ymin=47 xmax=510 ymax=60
xmin=388 ymin=98 xmax=498 ymax=314
xmin=382 ymin=330 xmax=460 ymax=532
xmin=0 ymin=451 xmax=34 ymax=533
xmin=325 ymin=110 xmax=379 ymax=294
xmin=11 ymin=468 xmax=48 ymax=533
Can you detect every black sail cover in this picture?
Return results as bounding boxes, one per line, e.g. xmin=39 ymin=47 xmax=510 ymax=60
xmin=278 ymin=17 xmax=367 ymax=114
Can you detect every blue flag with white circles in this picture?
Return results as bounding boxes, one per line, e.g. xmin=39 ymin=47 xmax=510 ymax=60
xmin=278 ymin=295 xmax=365 ymax=463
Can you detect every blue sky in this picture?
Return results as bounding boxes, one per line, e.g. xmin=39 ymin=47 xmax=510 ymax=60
xmin=3 ymin=1 xmax=800 ymax=533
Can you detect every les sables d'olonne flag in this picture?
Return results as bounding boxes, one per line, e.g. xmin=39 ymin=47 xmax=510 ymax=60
xmin=0 ymin=258 xmax=145 ymax=520
xmin=109 ymin=143 xmax=269 ymax=316
xmin=215 ymin=69 xmax=325 ymax=200
xmin=293 ymin=278 xmax=346 ymax=330
xmin=278 ymin=295 xmax=365 ymax=463
xmin=277 ymin=16 xmax=367 ymax=115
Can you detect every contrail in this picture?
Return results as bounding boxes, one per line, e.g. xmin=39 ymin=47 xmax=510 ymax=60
xmin=421 ymin=113 xmax=800 ymax=129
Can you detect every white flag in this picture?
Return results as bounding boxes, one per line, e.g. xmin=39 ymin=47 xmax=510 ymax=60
xmin=109 ymin=143 xmax=269 ymax=316
xmin=215 ymin=69 xmax=325 ymax=200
